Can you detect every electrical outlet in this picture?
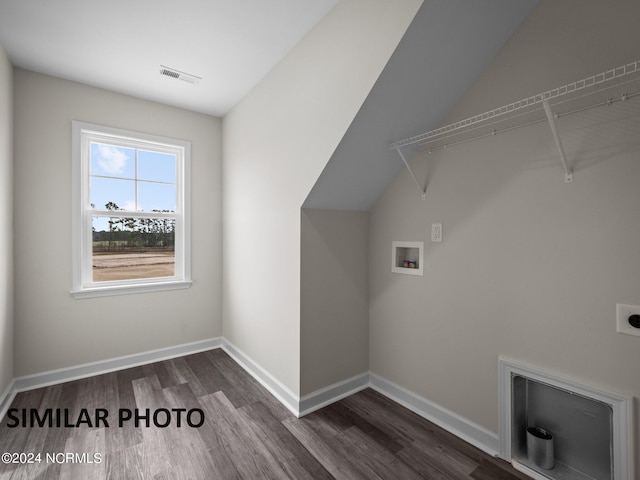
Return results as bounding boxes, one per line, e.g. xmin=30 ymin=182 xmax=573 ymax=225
xmin=616 ymin=303 xmax=640 ymax=337
xmin=431 ymin=223 xmax=442 ymax=243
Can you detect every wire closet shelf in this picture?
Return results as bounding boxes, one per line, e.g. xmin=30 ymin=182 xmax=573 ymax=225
xmin=390 ymin=59 xmax=640 ymax=196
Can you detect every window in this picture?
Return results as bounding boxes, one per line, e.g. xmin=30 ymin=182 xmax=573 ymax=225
xmin=72 ymin=121 xmax=191 ymax=298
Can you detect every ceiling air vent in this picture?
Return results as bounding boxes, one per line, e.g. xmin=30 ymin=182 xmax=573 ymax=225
xmin=159 ymin=65 xmax=201 ymax=85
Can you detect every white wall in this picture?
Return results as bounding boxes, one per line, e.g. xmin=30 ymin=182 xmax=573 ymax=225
xmin=13 ymin=70 xmax=223 ymax=376
xmin=0 ymin=44 xmax=13 ymax=396
xmin=300 ymin=209 xmax=369 ymax=395
xmin=369 ymin=0 xmax=640 ymax=469
xmin=222 ymin=0 xmax=422 ymax=396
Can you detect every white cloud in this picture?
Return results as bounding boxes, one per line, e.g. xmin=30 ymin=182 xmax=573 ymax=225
xmin=97 ymin=144 xmax=128 ymax=175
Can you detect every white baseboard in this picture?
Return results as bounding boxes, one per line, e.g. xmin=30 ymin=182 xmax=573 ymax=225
xmin=296 ymin=370 xmax=499 ymax=457
xmin=221 ymin=339 xmax=300 ymax=417
xmin=369 ymin=372 xmax=500 ymax=456
xmin=298 ymin=372 xmax=370 ymax=417
xmin=1 ymin=338 xmax=501 ymax=461
xmin=299 ymin=371 xmax=499 ymax=456
xmin=0 ymin=378 xmax=17 ymax=424
xmin=0 ymin=337 xmax=222 ymax=421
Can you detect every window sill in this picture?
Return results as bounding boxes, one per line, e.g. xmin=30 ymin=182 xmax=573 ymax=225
xmin=71 ymin=280 xmax=193 ymax=299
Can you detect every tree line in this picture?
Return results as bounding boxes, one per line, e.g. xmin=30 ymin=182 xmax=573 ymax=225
xmin=92 ymin=202 xmax=175 ymax=252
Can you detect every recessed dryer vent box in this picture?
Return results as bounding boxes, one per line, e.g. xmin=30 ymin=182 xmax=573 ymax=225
xmin=392 ymin=241 xmax=423 ymax=276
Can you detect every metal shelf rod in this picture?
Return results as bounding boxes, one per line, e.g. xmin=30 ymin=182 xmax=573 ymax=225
xmin=543 ymin=99 xmax=573 ymax=183
xmin=420 ymin=90 xmax=640 ymax=154
xmin=394 ymin=146 xmax=426 ymax=200
xmin=391 ymin=60 xmax=639 ymax=151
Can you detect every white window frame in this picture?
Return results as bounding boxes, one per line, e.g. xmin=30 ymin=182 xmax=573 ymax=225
xmin=71 ymin=121 xmax=192 ymax=299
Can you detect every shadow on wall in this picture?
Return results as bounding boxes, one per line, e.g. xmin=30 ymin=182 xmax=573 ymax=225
xmin=368 ymin=88 xmax=640 ymax=431
xmin=300 ymin=208 xmax=369 ymax=396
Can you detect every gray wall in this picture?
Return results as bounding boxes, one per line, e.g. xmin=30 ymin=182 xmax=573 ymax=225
xmin=301 ymin=209 xmax=369 ymax=395
xmin=369 ymin=0 xmax=640 ymax=469
xmin=13 ymin=69 xmax=223 ymax=376
xmin=222 ymin=0 xmax=421 ymax=396
xmin=0 ymin=44 xmax=13 ymax=397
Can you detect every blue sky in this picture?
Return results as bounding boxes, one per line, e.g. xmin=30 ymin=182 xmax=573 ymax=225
xmin=90 ymin=142 xmax=176 ymax=231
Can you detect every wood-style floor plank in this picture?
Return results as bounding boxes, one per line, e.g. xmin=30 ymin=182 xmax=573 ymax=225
xmin=238 ymin=401 xmax=333 ymax=480
xmin=199 ymin=391 xmax=283 ymax=479
xmin=282 ymin=416 xmax=372 ymax=480
xmin=316 ymin=401 xmax=406 ymax=454
xmin=471 ymin=458 xmax=533 ymax=480
xmin=161 ymin=383 xmax=220 ymax=480
xmin=104 ymin=444 xmax=144 ymax=480
xmin=334 ymin=425 xmax=425 ymax=480
xmin=0 ymin=349 xmax=529 ymax=480
xmin=130 ymin=376 xmax=173 ymax=479
xmin=59 ymin=428 xmax=106 ymax=480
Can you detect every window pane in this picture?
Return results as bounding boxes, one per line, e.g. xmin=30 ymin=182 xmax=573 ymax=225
xmin=92 ymin=216 xmax=175 ymax=282
xmin=90 ymin=177 xmax=136 ymax=211
xmin=137 ymin=181 xmax=176 ymax=212
xmin=138 ymin=150 xmax=176 ymax=183
xmin=74 ymin=121 xmax=190 ymax=297
xmin=90 ymin=142 xmax=135 ymax=179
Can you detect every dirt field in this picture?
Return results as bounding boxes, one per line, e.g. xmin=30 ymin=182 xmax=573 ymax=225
xmin=93 ymin=252 xmax=175 ymax=282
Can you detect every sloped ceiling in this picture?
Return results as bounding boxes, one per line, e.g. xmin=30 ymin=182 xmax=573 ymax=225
xmin=303 ymin=0 xmax=539 ymax=211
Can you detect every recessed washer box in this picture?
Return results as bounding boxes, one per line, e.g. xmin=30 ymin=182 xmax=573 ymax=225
xmin=499 ymin=357 xmax=632 ymax=480
xmin=391 ymin=241 xmax=423 ymax=276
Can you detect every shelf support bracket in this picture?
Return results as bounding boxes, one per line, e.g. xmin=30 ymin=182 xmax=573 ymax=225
xmin=542 ymin=99 xmax=573 ymax=183
xmin=395 ymin=146 xmax=426 ymax=200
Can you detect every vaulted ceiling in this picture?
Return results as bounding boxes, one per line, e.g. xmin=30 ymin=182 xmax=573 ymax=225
xmin=303 ymin=0 xmax=539 ymax=210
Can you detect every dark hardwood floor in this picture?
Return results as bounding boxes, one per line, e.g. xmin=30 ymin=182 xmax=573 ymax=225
xmin=0 ymin=349 xmax=531 ymax=479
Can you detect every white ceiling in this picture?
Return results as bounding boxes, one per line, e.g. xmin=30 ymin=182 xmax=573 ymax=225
xmin=0 ymin=0 xmax=340 ymax=117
